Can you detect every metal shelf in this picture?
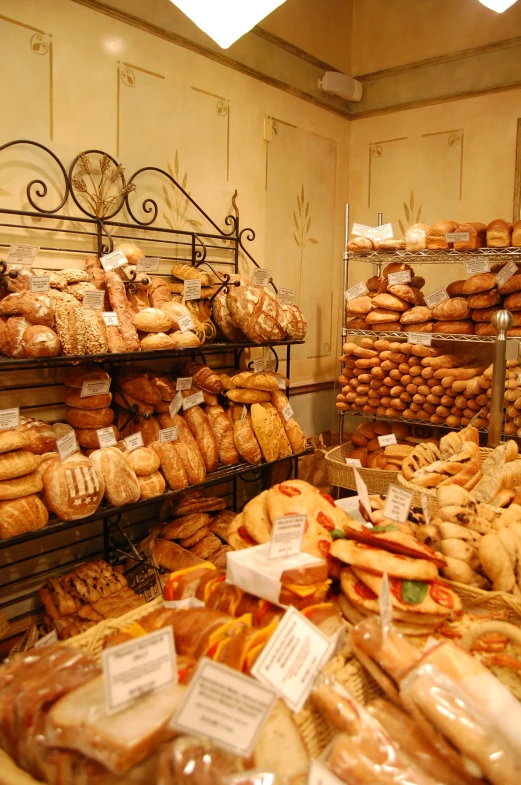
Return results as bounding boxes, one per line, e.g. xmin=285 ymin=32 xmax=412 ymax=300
xmin=347 ymin=247 xmax=521 ymax=265
xmin=343 ymin=329 xmax=496 ymax=343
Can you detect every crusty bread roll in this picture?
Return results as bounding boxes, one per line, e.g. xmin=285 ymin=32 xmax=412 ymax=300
xmin=461 ymin=272 xmax=496 ymax=295
xmin=513 ymin=220 xmax=521 ymax=247
xmin=486 ymin=218 xmax=513 ymax=248
xmin=347 ymin=237 xmax=373 ymax=251
xmin=426 ymin=221 xmax=458 ymax=249
xmin=90 ymin=447 xmax=140 ymax=507
xmin=133 ymin=308 xmax=172 ymax=333
xmin=0 ymin=494 xmax=49 ymax=539
xmin=126 ymin=446 xmax=160 ymax=475
xmin=431 ymin=298 xmax=471 ymax=321
xmin=66 ymin=407 xmax=114 ymax=429
xmin=138 ymin=471 xmax=165 ymax=499
xmin=453 ymin=222 xmax=486 ymax=250
xmin=400 ymin=306 xmax=432 ymax=324
xmin=42 ymin=454 xmax=104 ymax=519
xmin=467 ymin=289 xmax=500 ymax=309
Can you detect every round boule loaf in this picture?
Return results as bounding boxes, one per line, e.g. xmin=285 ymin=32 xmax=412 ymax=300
xmin=62 ymin=365 xmax=110 ymax=389
xmin=133 ymin=307 xmax=172 ymax=333
xmin=22 ymin=325 xmax=60 ymax=357
xmin=158 ymin=301 xmax=190 ymax=332
xmin=281 ymin=304 xmax=307 ymax=340
xmin=0 ymin=470 xmax=43 ymax=500
xmin=89 ymin=446 xmax=140 ymax=506
xmin=138 ymin=471 xmax=165 ymax=499
xmin=0 ymin=494 xmax=49 ymax=539
xmin=75 ymin=425 xmax=120 ymax=448
xmin=227 ymin=284 xmax=287 ymax=343
xmin=0 ymin=449 xmax=43 ymax=481
xmin=431 ymin=298 xmax=471 ymax=321
xmin=1 ymin=316 xmax=31 ymax=358
xmin=65 ymin=407 xmax=114 ymax=429
xmin=42 ymin=453 xmax=104 ymax=519
xmin=140 ymin=332 xmax=176 ymax=350
xmin=64 ymin=388 xmax=112 ymax=409
xmin=461 ymin=273 xmax=497 ymax=294
xmin=0 ymin=292 xmax=54 ymax=326
xmin=126 ymin=446 xmax=161 ymax=475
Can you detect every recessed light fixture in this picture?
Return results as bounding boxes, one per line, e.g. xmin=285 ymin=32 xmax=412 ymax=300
xmin=169 ymin=0 xmax=287 ymax=49
xmin=478 ymin=0 xmax=517 ymax=11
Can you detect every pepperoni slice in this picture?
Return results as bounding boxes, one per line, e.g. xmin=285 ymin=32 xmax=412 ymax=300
xmin=279 ymin=485 xmax=302 ymax=497
xmin=354 ymin=580 xmax=377 ymax=601
xmin=429 ymin=580 xmax=455 ymax=609
xmin=318 ymin=539 xmax=331 ymax=556
xmin=316 ymin=511 xmax=335 ymax=531
xmin=238 ymin=526 xmax=257 ymax=546
xmin=319 ymin=491 xmax=336 ymax=507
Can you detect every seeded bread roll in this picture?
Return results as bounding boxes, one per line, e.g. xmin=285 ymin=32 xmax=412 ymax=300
xmin=47 ymin=290 xmax=81 ymax=355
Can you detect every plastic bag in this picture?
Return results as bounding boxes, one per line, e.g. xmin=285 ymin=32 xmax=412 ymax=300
xmin=157 ymin=736 xmax=245 ymax=785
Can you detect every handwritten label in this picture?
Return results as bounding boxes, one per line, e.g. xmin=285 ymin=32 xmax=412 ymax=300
xmin=100 ymin=249 xmax=127 ymax=273
xmin=0 ymin=408 xmax=19 ymax=431
xmin=465 ymin=258 xmax=490 ymax=275
xmin=183 ymin=390 xmax=204 ymax=411
xmin=278 ymin=288 xmax=296 ymax=305
xmin=34 ymin=630 xmax=58 ymax=648
xmin=496 ymin=260 xmax=518 ymax=287
xmin=372 ymin=223 xmax=394 ymax=242
xmin=345 ymin=457 xmax=362 ymax=468
xmin=56 ymin=430 xmax=78 ymax=461
xmin=102 ymin=628 xmax=176 ymax=715
xmin=282 ymin=402 xmax=294 ymax=422
xmin=124 ymin=432 xmax=144 ymax=452
xmin=265 ymin=359 xmax=277 ymax=372
xmin=388 ymin=271 xmax=411 ymax=286
xmin=83 ymin=290 xmax=105 ymax=311
xmin=178 ymin=313 xmax=195 ymax=333
xmin=425 ymin=287 xmax=449 ymax=309
xmin=102 ymin=311 xmax=119 ymax=326
xmin=241 ymin=405 xmax=247 ymax=425
xmin=30 ymin=275 xmax=50 ymax=293
xmin=251 ymin=606 xmax=335 ymax=713
xmin=169 ymin=392 xmax=183 ymax=417
xmin=378 ymin=433 xmax=397 ymax=447
xmin=268 ymin=515 xmax=306 ymax=559
xmin=173 ymin=659 xmax=276 ymax=757
xmin=382 ymin=484 xmax=413 ymax=524
xmin=176 ymin=377 xmax=193 ymax=391
xmin=345 ymin=282 xmax=369 ymax=302
xmin=407 ymin=332 xmax=432 ymax=346
xmin=251 ymin=268 xmax=271 ymax=287
xmin=276 ymin=377 xmax=287 ymax=390
xmin=352 ymin=223 xmax=374 ymax=240
xmin=446 ymin=232 xmax=470 ymax=243
xmin=253 ymin=358 xmax=264 ymax=374
xmin=354 ymin=467 xmax=372 ymax=519
xmin=80 ymin=380 xmax=110 ymax=398
xmin=159 ymin=426 xmax=178 ymax=444
xmin=183 ymin=279 xmax=201 ymax=300
xmin=421 ymin=492 xmax=431 ymax=526
xmin=97 ymin=427 xmax=117 ymax=448
xmin=136 ymin=257 xmax=160 ymax=273
xmin=6 ymin=244 xmax=39 ymax=266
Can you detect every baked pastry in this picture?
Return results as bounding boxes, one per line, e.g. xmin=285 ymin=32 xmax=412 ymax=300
xmin=90 ymin=447 xmax=140 ymax=507
xmin=487 ymin=219 xmax=513 ymax=248
xmin=42 ymin=454 xmax=104 ymax=520
xmin=426 ymin=221 xmax=458 ymax=249
xmin=227 ymin=284 xmax=287 ymax=343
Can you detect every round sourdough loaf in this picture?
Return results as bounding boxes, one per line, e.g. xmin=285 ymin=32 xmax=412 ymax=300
xmin=138 ymin=471 xmax=165 ymax=499
xmin=126 ymin=446 xmax=160 ymax=475
xmin=42 ymin=454 xmax=104 ymax=519
xmin=63 ymin=365 xmax=110 ymax=388
xmin=0 ymin=494 xmax=48 ymax=539
xmin=0 ymin=420 xmax=56 ymax=455
xmin=0 ymin=449 xmax=42 ymax=481
xmin=66 ymin=407 xmax=114 ymax=429
xmin=282 ymin=304 xmax=307 ymax=340
xmin=75 ymin=425 xmax=120 ymax=448
xmin=431 ymin=298 xmax=471 ymax=321
xmin=0 ymin=471 xmax=43 ymax=500
xmin=64 ymin=388 xmax=112 ymax=409
xmin=133 ymin=308 xmax=172 ymax=333
xmin=90 ymin=446 xmax=140 ymax=506
xmin=227 ymin=284 xmax=287 ymax=343
xmin=22 ymin=325 xmax=60 ymax=358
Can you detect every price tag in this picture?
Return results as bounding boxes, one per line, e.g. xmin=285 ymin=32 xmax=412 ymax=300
xmin=388 ymin=271 xmax=411 ymax=285
xmin=445 ymin=232 xmax=470 ymax=243
xmin=136 ymin=257 xmax=160 ymax=272
xmin=265 ymin=359 xmax=277 ymax=372
xmin=102 ymin=311 xmax=118 ymax=326
xmin=251 ymin=268 xmax=271 ymax=287
xmin=102 ymin=628 xmax=176 ymax=715
xmin=506 ymin=340 xmax=520 ymax=361
xmin=425 ymin=287 xmax=449 ymax=309
xmin=495 ymin=260 xmax=518 ymax=287
xmin=351 ymin=223 xmax=374 ymax=240
xmin=268 ymin=515 xmax=306 ymax=559
xmin=97 ymin=427 xmax=117 ymax=448
xmin=100 ymin=249 xmax=127 ymax=272
xmin=345 ymin=457 xmax=362 ymax=468
xmin=183 ymin=279 xmax=201 ymax=300
xmin=163 ymin=597 xmax=205 ymax=610
xmin=421 ymin=492 xmax=431 ymax=526
xmin=176 ymin=377 xmax=193 ymax=391
xmin=241 ymin=405 xmax=247 ymax=425
xmin=56 ymin=430 xmax=78 ymax=461
xmin=159 ymin=426 xmax=178 ymax=444
xmin=382 ymin=484 xmax=413 ymax=524
xmin=465 ymin=258 xmax=490 ymax=275
xmin=83 ymin=290 xmax=105 ymax=311
xmin=407 ymin=332 xmax=432 ymax=346
xmin=277 ymin=288 xmax=296 ymax=305
xmin=378 ymin=433 xmax=397 ymax=447
xmin=308 ymin=760 xmax=344 ymax=785
xmin=173 ymin=659 xmax=276 ymax=757
xmin=251 ymin=606 xmax=335 ymax=713
xmin=178 ymin=313 xmax=195 ymax=333
xmin=372 ymin=223 xmax=394 ymax=242
xmin=183 ymin=390 xmax=204 ymax=411
xmin=345 ymin=282 xmax=369 ymax=302
xmin=253 ymin=358 xmax=264 ymax=374
xmin=379 ymin=572 xmax=392 ymax=641
xmin=6 ymin=244 xmax=39 ymax=266
xmin=80 ymin=380 xmax=111 ymax=398
xmin=276 ymin=376 xmax=287 ymax=390
xmin=34 ymin=630 xmax=58 ymax=648
xmin=30 ymin=275 xmax=50 ymax=293
xmin=124 ymin=432 xmax=144 ymax=452
xmin=0 ymin=408 xmax=19 ymax=431
xmin=282 ymin=402 xmax=294 ymax=422
xmin=353 ymin=467 xmax=372 ymax=519
xmin=169 ymin=392 xmax=183 ymax=417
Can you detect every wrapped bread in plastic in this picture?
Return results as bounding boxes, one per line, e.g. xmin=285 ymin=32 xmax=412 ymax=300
xmin=405 ymin=223 xmax=430 ymax=252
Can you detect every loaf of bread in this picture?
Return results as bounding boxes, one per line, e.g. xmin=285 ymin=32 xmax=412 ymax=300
xmin=75 ymin=425 xmax=120 ymax=449
xmin=205 ymin=405 xmax=239 ymax=465
xmin=170 ymin=441 xmax=206 ymax=485
xmin=504 ymin=292 xmax=521 ymax=311
xmin=42 ymin=454 xmax=104 ymax=519
xmin=461 ymin=273 xmax=496 ymax=294
xmin=387 ymin=285 xmax=424 ymax=306
xmin=0 ymin=494 xmax=49 ymax=539
xmin=120 ymin=415 xmax=160 ymax=446
xmin=250 ymin=402 xmax=279 ymax=463
xmin=138 ymin=471 xmax=165 ymax=499
xmin=150 ymin=441 xmax=189 ymax=490
xmin=346 ymin=296 xmax=372 ymax=314
xmin=497 ymin=273 xmax=521 ymax=295
xmin=271 ymin=390 xmax=307 ymax=453
xmin=116 ymin=369 xmax=160 ymax=404
xmin=182 ymin=406 xmax=220 ymax=472
xmin=282 ymin=304 xmax=307 ymax=340
xmin=90 ymin=447 xmax=140 ymax=506
xmin=232 ymin=412 xmax=262 ymax=465
xmin=446 ymin=281 xmax=465 ymax=297
xmin=0 ymin=449 xmax=43 ymax=481
xmin=105 ymin=271 xmax=140 ymax=351
xmin=431 ymin=298 xmax=471 ymax=321
xmin=140 ymin=332 xmax=176 ymax=351
xmin=126 ymin=447 xmax=160 ymax=475
xmin=227 ymin=284 xmax=287 ymax=343
xmin=0 ymin=292 xmax=54 ymax=326
xmin=184 ymin=363 xmax=223 ymax=393
xmin=113 ymin=241 xmax=144 ymax=266
xmin=227 ymin=388 xmax=271 ymax=403
xmin=513 ymin=220 xmax=521 ymax=247
xmin=133 ymin=308 xmax=172 ymax=333
xmin=427 ymin=221 xmax=458 ymax=249
xmin=453 ymin=222 xmax=486 ymax=250
xmin=22 ymin=325 xmax=60 ymax=358
xmin=0 ymin=420 xmax=56 ymax=455
xmin=0 ymin=316 xmax=31 ymax=358
xmin=400 ymin=306 xmax=432 ymax=324
xmin=171 ymin=263 xmax=210 ymax=285
xmin=0 ymin=470 xmax=43 ymax=500
xmin=66 ymin=407 xmax=114 ymax=429
xmin=347 ymin=237 xmax=373 ymax=251
xmin=467 ymin=290 xmax=501 ymax=309
xmin=371 ymin=294 xmax=408 ymax=312
xmin=148 ymin=277 xmax=171 ymax=308
xmin=433 ymin=321 xmax=475 ymax=334
xmin=405 ymin=224 xmax=430 ymax=252
xmin=239 ymin=372 xmax=279 ymax=391
xmin=487 ymin=219 xmax=513 ymax=248
xmin=365 ymin=309 xmax=400 ymax=324
xmin=212 ymin=282 xmax=246 ymax=342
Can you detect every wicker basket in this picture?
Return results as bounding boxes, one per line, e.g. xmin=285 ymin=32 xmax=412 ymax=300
xmin=326 ymin=442 xmax=397 ymax=494
xmin=447 ymin=580 xmax=521 ymax=622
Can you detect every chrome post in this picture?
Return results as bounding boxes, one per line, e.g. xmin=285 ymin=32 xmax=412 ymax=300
xmin=376 ymin=212 xmax=383 ymax=276
xmin=488 ymin=310 xmax=513 ymax=447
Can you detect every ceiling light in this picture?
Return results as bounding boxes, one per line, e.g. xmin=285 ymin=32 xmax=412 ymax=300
xmin=477 ymin=0 xmax=517 ymax=11
xmin=169 ymin=0 xmax=287 ymax=49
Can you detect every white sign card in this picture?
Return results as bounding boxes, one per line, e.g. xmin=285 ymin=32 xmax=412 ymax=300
xmin=268 ymin=515 xmax=306 ymax=560
xmin=495 ymin=260 xmax=518 ymax=287
xmin=163 ymin=597 xmax=205 ymax=610
xmin=308 ymin=760 xmax=344 ymax=785
xmin=425 ymin=287 xmax=449 ymax=309
xmin=83 ymin=290 xmax=105 ymax=311
xmin=445 ymin=232 xmax=470 ymax=243
xmin=169 ymin=392 xmax=183 ymax=417
xmin=253 ymin=358 xmax=264 ymax=374
xmin=351 ymin=223 xmax=374 ymax=240
xmin=345 ymin=457 xmax=362 ymax=468
xmin=34 ymin=630 xmax=58 ymax=648
xmin=100 ymin=249 xmax=128 ymax=273
xmin=136 ymin=257 xmax=160 ymax=273
xmin=372 ymin=223 xmax=394 ymax=241
xmin=465 ymin=258 xmax=490 ymax=275
xmin=382 ymin=484 xmax=413 ymax=524
xmin=407 ymin=332 xmax=432 ymax=346
xmin=56 ymin=430 xmax=78 ymax=461
xmin=102 ymin=627 xmax=177 ymax=714
xmin=282 ymin=403 xmax=294 ymax=422
xmin=173 ymin=658 xmax=276 ymax=757
xmin=276 ymin=377 xmax=287 ymax=390
xmin=345 ymin=282 xmax=369 ymax=302
xmin=251 ymin=268 xmax=271 ymax=287
xmin=124 ymin=432 xmax=144 ymax=452
xmin=377 ymin=433 xmax=397 ymax=447
xmin=97 ymin=427 xmax=117 ymax=449
xmin=183 ymin=390 xmax=204 ymax=411
xmin=30 ymin=275 xmax=50 ymax=293
xmin=102 ymin=312 xmax=119 ymax=326
xmin=388 ymin=271 xmax=411 ymax=285
xmin=353 ymin=467 xmax=372 ymax=519
xmin=183 ymin=279 xmax=202 ymax=301
xmin=178 ymin=313 xmax=195 ymax=333
xmin=506 ymin=340 xmax=520 ymax=362
xmin=176 ymin=377 xmax=193 ymax=391
xmin=0 ymin=408 xmax=19 ymax=431
xmin=251 ymin=606 xmax=335 ymax=713
xmin=265 ymin=359 xmax=277 ymax=372
xmin=80 ymin=380 xmax=111 ymax=398
xmin=159 ymin=427 xmax=178 ymax=444
xmin=6 ymin=244 xmax=39 ymax=266
xmin=277 ymin=288 xmax=296 ymax=305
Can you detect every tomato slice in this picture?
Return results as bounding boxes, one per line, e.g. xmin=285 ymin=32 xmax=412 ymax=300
xmin=316 ymin=511 xmax=335 ymax=531
xmin=429 ymin=580 xmax=455 ymax=609
xmin=279 ymin=485 xmax=302 ymax=497
xmin=318 ymin=539 xmax=331 ymax=556
xmin=354 ymin=580 xmax=377 ymax=600
xmin=390 ymin=579 xmax=404 ymax=604
xmin=319 ymin=492 xmax=336 ymax=507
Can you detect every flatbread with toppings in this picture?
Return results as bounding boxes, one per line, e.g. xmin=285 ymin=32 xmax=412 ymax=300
xmin=331 ymin=540 xmax=438 ymax=581
xmin=351 ymin=566 xmax=462 ymax=616
xmin=340 ymin=517 xmax=446 ymax=568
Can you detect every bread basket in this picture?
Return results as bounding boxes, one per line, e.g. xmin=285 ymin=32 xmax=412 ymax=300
xmin=326 ymin=442 xmax=397 ymax=495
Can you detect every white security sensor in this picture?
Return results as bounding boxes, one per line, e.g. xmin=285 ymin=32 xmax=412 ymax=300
xmin=318 ymin=72 xmax=363 ymax=102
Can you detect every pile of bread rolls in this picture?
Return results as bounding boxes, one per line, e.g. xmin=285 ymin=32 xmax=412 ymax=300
xmin=348 ymin=420 xmax=439 ymax=471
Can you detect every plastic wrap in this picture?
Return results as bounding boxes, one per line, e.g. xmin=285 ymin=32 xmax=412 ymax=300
xmin=405 ymin=224 xmax=429 ymax=252
xmin=157 ymin=736 xmax=245 ymax=785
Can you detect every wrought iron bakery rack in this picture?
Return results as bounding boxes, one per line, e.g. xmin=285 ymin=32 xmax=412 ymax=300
xmin=0 ymin=140 xmax=310 ymax=645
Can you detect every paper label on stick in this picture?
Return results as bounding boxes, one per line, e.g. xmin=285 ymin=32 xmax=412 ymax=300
xmin=265 ymin=359 xmax=277 ymax=372
xmin=465 ymin=258 xmax=490 ymax=275
xmin=183 ymin=390 xmax=204 ymax=411
xmin=445 ymin=232 xmax=470 ymax=243
xmin=277 ymin=288 xmax=296 ymax=305
xmin=0 ymin=408 xmax=19 ymax=431
xmin=407 ymin=332 xmax=432 ymax=346
xmin=282 ymin=402 xmax=294 ymax=422
xmin=383 ymin=484 xmax=413 ymax=524
xmin=169 ymin=392 xmax=183 ymax=417
xmin=102 ymin=627 xmax=176 ymax=715
xmin=251 ymin=267 xmax=271 ymax=287
xmin=251 ymin=606 xmax=335 ymax=713
xmin=6 ymin=244 xmax=39 ymax=266
xmin=276 ymin=377 xmax=287 ymax=390
xmin=97 ymin=427 xmax=117 ymax=448
xmin=80 ymin=380 xmax=110 ymax=397
xmin=421 ymin=492 xmax=431 ymax=526
xmin=159 ymin=426 xmax=178 ymax=444
xmin=495 ymin=260 xmax=518 ymax=287
xmin=351 ymin=223 xmax=374 ymax=240
xmin=345 ymin=457 xmax=362 ymax=467
xmin=183 ymin=279 xmax=201 ymax=301
xmin=268 ymin=515 xmax=306 ymax=560
xmin=83 ymin=290 xmax=105 ymax=310
xmin=100 ymin=249 xmax=127 ymax=273
xmin=241 ymin=405 xmax=247 ymax=425
xmin=178 ymin=313 xmax=195 ymax=333
xmin=30 ymin=275 xmax=50 ymax=293
xmin=34 ymin=630 xmax=58 ymax=648
xmin=176 ymin=377 xmax=192 ymax=391
xmin=345 ymin=282 xmax=369 ymax=302
xmin=253 ymin=358 xmax=264 ymax=374
xmin=372 ymin=223 xmax=394 ymax=241
xmin=136 ymin=257 xmax=160 ymax=272
xmin=163 ymin=597 xmax=205 ymax=610
xmin=56 ymin=430 xmax=78 ymax=461
xmin=308 ymin=760 xmax=344 ymax=785
xmin=388 ymin=271 xmax=411 ymax=285
xmin=378 ymin=433 xmax=397 ymax=447
xmin=353 ymin=467 xmax=372 ymax=519
xmin=124 ymin=432 xmax=144 ymax=452
xmin=425 ymin=287 xmax=449 ymax=309
xmin=102 ymin=311 xmax=118 ymax=326
xmin=173 ymin=658 xmax=276 ymax=757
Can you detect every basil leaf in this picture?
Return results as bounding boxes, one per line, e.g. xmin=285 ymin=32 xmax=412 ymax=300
xmin=371 ymin=523 xmax=398 ymax=533
xmin=331 ymin=529 xmax=347 ymax=540
xmin=401 ymin=580 xmax=429 ymax=605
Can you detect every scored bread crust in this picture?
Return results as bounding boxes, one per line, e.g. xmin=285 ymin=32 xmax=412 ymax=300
xmin=227 ymin=284 xmax=287 ymax=343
